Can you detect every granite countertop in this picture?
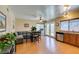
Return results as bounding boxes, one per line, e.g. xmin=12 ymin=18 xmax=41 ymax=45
xmin=56 ymin=31 xmax=79 ymax=34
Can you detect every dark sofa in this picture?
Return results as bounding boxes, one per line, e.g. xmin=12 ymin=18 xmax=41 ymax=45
xmin=15 ymin=32 xmax=24 ymax=44
xmin=15 ymin=31 xmax=41 ymax=44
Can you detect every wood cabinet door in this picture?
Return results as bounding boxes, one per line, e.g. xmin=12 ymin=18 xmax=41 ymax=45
xmin=69 ymin=34 xmax=76 ymax=45
xmin=64 ymin=33 xmax=70 ymax=43
xmin=76 ymin=34 xmax=79 ymax=47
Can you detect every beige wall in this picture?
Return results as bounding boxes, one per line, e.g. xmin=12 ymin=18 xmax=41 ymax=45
xmin=0 ymin=5 xmax=15 ymax=35
xmin=55 ymin=8 xmax=79 ymax=32
xmin=15 ymin=18 xmax=39 ymax=32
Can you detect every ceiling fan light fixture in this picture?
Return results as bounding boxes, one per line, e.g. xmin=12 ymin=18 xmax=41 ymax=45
xmin=39 ymin=17 xmax=43 ymax=22
xmin=63 ymin=5 xmax=71 ymax=17
xmin=64 ymin=5 xmax=71 ymax=11
xmin=40 ymin=20 xmax=43 ymax=22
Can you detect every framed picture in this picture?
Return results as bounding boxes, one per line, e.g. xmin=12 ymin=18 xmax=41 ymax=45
xmin=24 ymin=23 xmax=29 ymax=27
xmin=0 ymin=11 xmax=6 ymax=32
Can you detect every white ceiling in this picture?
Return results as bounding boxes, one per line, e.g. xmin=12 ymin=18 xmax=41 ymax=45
xmin=10 ymin=5 xmax=49 ymax=20
xmin=10 ymin=5 xmax=79 ymax=20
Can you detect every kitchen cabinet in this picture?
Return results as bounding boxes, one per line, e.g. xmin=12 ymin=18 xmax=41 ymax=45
xmin=64 ymin=33 xmax=77 ymax=46
xmin=56 ymin=32 xmax=79 ymax=47
xmin=64 ymin=33 xmax=70 ymax=43
xmin=69 ymin=34 xmax=76 ymax=45
xmin=76 ymin=34 xmax=79 ymax=47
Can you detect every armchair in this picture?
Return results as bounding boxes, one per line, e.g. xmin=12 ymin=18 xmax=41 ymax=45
xmin=15 ymin=32 xmax=24 ymax=44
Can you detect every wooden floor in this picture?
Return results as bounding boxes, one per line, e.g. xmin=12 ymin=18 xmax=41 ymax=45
xmin=16 ymin=36 xmax=79 ymax=54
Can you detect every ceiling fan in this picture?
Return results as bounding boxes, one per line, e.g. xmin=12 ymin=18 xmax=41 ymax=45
xmin=39 ymin=16 xmax=47 ymax=23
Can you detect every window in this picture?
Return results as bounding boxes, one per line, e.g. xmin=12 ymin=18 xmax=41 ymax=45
xmin=36 ymin=24 xmax=44 ymax=31
xmin=60 ymin=19 xmax=79 ymax=32
xmin=60 ymin=21 xmax=69 ymax=31
xmin=36 ymin=24 xmax=41 ymax=31
xmin=70 ymin=19 xmax=79 ymax=32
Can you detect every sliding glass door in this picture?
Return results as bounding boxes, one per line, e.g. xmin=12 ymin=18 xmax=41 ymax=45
xmin=50 ymin=23 xmax=55 ymax=37
xmin=45 ymin=23 xmax=50 ymax=35
xmin=45 ymin=22 xmax=55 ymax=37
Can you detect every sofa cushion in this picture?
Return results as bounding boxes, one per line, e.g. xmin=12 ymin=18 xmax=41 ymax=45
xmin=16 ymin=35 xmax=23 ymax=39
xmin=17 ymin=32 xmax=22 ymax=35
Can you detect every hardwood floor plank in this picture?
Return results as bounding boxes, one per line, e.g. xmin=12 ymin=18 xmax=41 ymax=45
xmin=16 ymin=36 xmax=79 ymax=54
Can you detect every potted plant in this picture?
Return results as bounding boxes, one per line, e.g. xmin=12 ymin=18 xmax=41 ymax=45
xmin=4 ymin=33 xmax=16 ymax=45
xmin=0 ymin=33 xmax=16 ymax=53
xmin=31 ymin=26 xmax=37 ymax=32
